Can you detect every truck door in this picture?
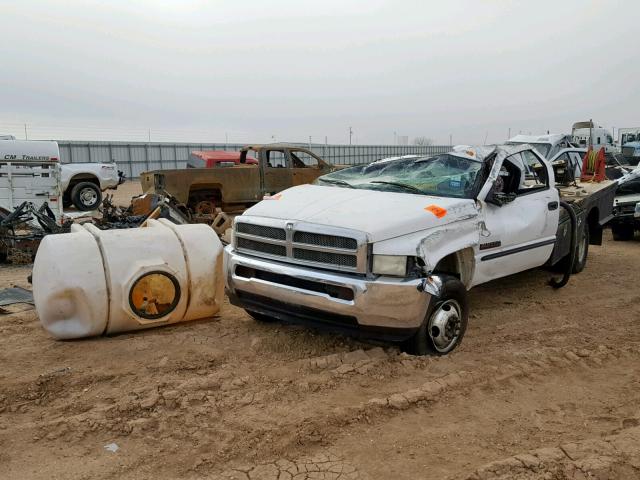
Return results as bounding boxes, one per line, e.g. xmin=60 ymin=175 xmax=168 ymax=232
xmin=472 ymin=150 xmax=559 ymax=285
xmin=261 ymin=149 xmax=293 ymax=196
xmin=289 ymin=149 xmax=323 ymax=186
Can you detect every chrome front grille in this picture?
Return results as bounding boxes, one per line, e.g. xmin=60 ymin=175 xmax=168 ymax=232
xmin=293 ymin=231 xmax=358 ymax=250
xmin=237 ymin=237 xmax=287 ymax=257
xmin=620 ymin=204 xmax=636 ymax=214
xmin=234 ymin=217 xmax=367 ymax=273
xmin=293 ymin=248 xmax=358 ymax=267
xmin=236 ymin=222 xmax=286 ymax=240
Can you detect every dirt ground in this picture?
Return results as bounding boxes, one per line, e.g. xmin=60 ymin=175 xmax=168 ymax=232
xmin=1 ymin=181 xmax=640 ymax=479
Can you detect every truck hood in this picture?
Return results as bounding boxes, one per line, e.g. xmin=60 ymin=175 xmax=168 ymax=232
xmin=243 ymin=184 xmax=479 ymax=242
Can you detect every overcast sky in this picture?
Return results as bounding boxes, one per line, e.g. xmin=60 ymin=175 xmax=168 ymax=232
xmin=0 ymin=0 xmax=638 ymax=145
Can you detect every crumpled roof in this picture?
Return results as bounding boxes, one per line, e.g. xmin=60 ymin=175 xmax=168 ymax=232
xmin=372 ymin=144 xmax=533 ymax=166
xmin=450 ymin=144 xmax=533 ymax=162
xmin=507 ymin=133 xmax=569 ymax=145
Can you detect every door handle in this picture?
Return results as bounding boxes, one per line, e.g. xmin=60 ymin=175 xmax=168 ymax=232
xmin=548 ymin=201 xmax=558 ymax=211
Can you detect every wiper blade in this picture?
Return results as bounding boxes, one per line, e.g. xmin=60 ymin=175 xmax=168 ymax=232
xmin=368 ymin=180 xmax=425 ymax=194
xmin=318 ymin=178 xmax=355 ymax=188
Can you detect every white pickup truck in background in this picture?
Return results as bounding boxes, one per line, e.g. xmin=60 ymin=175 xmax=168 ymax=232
xmin=225 ymin=145 xmax=617 ymax=355
xmin=0 ymin=138 xmax=124 ymax=213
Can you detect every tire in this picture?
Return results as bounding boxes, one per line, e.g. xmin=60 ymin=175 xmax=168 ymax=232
xmin=245 ymin=309 xmax=277 ymax=323
xmin=571 ymin=223 xmax=589 ymax=273
xmin=402 ymin=275 xmax=468 ymax=356
xmin=555 ymin=221 xmax=589 ymax=274
xmin=611 ymin=223 xmax=634 ymax=241
xmin=71 ymin=182 xmax=102 ymax=211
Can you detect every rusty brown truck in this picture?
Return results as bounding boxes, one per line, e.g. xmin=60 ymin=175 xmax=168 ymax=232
xmin=139 ymin=144 xmax=334 ymax=216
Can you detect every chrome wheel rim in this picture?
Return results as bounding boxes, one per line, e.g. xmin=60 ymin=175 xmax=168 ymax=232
xmin=428 ymin=299 xmax=462 ymax=353
xmin=80 ymin=188 xmax=98 ymax=207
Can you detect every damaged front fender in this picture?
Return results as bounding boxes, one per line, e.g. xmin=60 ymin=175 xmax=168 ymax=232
xmin=372 ymin=215 xmax=479 ymax=288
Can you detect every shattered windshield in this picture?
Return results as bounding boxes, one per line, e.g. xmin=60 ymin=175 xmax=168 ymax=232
xmin=315 ymin=154 xmax=484 ymax=198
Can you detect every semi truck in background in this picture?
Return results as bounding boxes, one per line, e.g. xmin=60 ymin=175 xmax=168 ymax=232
xmin=571 ymin=120 xmax=615 ymax=154
xmin=506 ymin=121 xmax=615 ymax=158
xmin=618 ymin=127 xmax=640 ymax=166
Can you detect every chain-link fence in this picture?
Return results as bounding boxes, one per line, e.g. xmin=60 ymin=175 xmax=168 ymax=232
xmin=57 ymin=141 xmax=452 ymax=179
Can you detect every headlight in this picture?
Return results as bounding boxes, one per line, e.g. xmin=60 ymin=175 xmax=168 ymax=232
xmin=372 ymin=255 xmax=407 ymax=277
xmin=634 ymin=202 xmax=640 ymax=219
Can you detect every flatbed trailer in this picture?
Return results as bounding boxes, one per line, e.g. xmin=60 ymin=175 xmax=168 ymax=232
xmin=548 ymin=180 xmax=617 ymax=269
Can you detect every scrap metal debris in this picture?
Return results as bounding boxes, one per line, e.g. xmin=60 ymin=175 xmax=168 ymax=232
xmin=0 ymin=194 xmax=193 ymax=263
xmin=0 ymin=201 xmax=72 ymax=263
xmin=0 ymin=286 xmax=34 ymax=314
xmin=95 ymin=193 xmax=190 ymax=229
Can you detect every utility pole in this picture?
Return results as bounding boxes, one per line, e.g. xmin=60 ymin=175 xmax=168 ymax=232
xmin=309 ymin=136 xmax=312 ymax=149
xmin=449 ymin=134 xmax=452 ymax=146
xmin=349 ymin=127 xmax=353 ymax=145
xmin=393 ymin=131 xmax=397 ymax=145
xmin=508 ymin=127 xmax=511 ymax=140
xmin=225 ymin=132 xmax=228 ymax=146
xmin=24 ymin=123 xmax=28 ymax=140
xmin=148 ymin=129 xmax=151 ymax=142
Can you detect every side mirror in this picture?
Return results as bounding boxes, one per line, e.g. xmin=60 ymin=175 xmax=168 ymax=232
xmin=485 ymin=187 xmax=516 ymax=207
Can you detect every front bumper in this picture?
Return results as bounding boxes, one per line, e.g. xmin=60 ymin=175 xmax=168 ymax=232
xmin=610 ymin=209 xmax=640 ymax=227
xmin=224 ymin=246 xmax=429 ymax=341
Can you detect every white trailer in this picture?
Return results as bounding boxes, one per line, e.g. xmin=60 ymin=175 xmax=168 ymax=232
xmin=0 ymin=139 xmax=124 ymax=214
xmin=0 ymin=140 xmax=64 ymax=220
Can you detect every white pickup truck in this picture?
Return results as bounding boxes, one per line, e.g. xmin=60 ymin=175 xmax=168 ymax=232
xmin=0 ymin=139 xmax=123 ymax=213
xmin=224 ymin=145 xmax=616 ymax=355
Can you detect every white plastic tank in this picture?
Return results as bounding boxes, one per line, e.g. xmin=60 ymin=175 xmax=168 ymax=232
xmin=32 ymin=219 xmax=223 ymax=339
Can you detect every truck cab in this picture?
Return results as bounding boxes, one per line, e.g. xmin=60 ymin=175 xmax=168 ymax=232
xmin=620 ymin=141 xmax=640 ymax=167
xmin=571 ymin=121 xmax=615 ymax=154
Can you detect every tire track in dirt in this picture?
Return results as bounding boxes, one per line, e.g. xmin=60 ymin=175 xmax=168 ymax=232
xmin=457 ymin=425 xmax=640 ymax=479
xmin=198 ymin=343 xmax=640 ymax=478
xmin=2 ymin=236 xmax=640 ymax=479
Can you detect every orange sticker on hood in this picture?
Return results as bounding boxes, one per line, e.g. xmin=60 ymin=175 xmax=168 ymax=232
xmin=424 ymin=204 xmax=447 ymax=218
xmin=263 ymin=193 xmax=282 ymax=200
